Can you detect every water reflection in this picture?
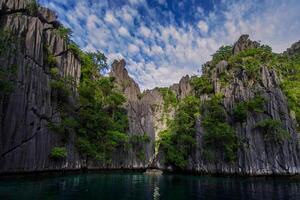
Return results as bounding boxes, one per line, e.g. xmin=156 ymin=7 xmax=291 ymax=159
xmin=0 ymin=173 xmax=300 ymax=200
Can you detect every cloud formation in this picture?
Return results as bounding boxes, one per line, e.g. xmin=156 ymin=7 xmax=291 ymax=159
xmin=40 ymin=0 xmax=300 ymax=90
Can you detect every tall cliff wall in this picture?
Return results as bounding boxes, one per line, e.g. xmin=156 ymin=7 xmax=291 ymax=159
xmin=0 ymin=0 xmax=82 ymax=173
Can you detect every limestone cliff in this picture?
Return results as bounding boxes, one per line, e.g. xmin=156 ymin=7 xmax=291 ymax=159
xmin=0 ymin=0 xmax=81 ymax=173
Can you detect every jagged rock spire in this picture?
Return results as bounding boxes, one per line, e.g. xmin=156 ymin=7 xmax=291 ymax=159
xmin=233 ymin=34 xmax=260 ymax=55
xmin=110 ymin=59 xmax=141 ymax=101
xmin=284 ymin=40 xmax=300 ymax=57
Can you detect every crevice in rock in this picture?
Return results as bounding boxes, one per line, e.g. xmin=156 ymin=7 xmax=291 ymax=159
xmin=0 ymin=8 xmax=60 ymax=28
xmin=1 ymin=130 xmax=39 ymax=158
xmin=128 ymin=101 xmax=147 ymax=134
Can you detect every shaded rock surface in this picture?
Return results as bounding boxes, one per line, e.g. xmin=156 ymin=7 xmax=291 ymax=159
xmin=0 ymin=0 xmax=81 ymax=173
xmin=284 ymin=40 xmax=300 ymax=57
xmin=191 ymin=65 xmax=300 ymax=175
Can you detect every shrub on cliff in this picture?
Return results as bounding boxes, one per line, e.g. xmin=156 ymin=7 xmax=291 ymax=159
xmin=255 ymin=118 xmax=291 ymax=143
xmin=74 ymin=52 xmax=129 ymax=163
xmin=49 ymin=147 xmax=67 ymax=160
xmin=158 ymin=95 xmax=200 ymax=169
xmin=56 ymin=26 xmax=72 ymax=40
xmin=228 ymin=47 xmax=274 ymax=79
xmin=233 ymin=96 xmax=265 ymax=122
xmin=128 ymin=134 xmax=150 ymax=162
xmin=158 ymin=87 xmax=178 ymax=112
xmin=211 ymin=45 xmax=233 ymax=66
xmin=190 ymin=76 xmax=213 ymax=96
xmin=202 ymin=94 xmax=238 ymax=163
xmin=275 ymin=53 xmax=300 ymax=129
xmin=0 ymin=29 xmax=18 ymax=95
xmin=26 ymin=0 xmax=39 ymax=16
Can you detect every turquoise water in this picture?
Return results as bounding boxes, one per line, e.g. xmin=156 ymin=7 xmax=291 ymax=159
xmin=1 ymin=172 xmax=300 ymax=200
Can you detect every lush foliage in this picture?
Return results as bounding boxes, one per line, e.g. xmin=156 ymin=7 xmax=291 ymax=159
xmin=128 ymin=134 xmax=150 ymax=161
xmin=158 ymin=95 xmax=200 ymax=169
xmin=190 ymin=76 xmax=213 ymax=96
xmin=202 ymin=94 xmax=238 ymax=162
xmin=228 ymin=47 xmax=274 ymax=79
xmin=46 ymin=39 xmax=129 ymax=163
xmin=0 ymin=29 xmax=17 ymax=95
xmin=233 ymin=96 xmax=265 ymax=122
xmin=56 ymin=26 xmax=72 ymax=40
xmin=75 ymin=52 xmax=128 ymax=162
xmin=211 ymin=45 xmax=233 ymax=66
xmin=274 ymin=53 xmax=300 ymax=129
xmin=158 ymin=87 xmax=178 ymax=112
xmin=255 ymin=118 xmax=290 ymax=143
xmin=49 ymin=147 xmax=67 ymax=159
xmin=26 ymin=0 xmax=39 ymax=16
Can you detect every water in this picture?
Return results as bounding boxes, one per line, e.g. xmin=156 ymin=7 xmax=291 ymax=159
xmin=1 ymin=172 xmax=300 ymax=200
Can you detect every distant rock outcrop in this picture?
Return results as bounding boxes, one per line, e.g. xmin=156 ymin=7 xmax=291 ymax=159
xmin=233 ymin=34 xmax=260 ymax=55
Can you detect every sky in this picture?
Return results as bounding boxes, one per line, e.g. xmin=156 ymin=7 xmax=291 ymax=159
xmin=39 ymin=0 xmax=300 ymax=90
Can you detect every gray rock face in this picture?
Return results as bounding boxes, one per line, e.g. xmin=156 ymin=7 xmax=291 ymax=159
xmin=0 ymin=0 xmax=29 ymax=11
xmin=284 ymin=40 xmax=300 ymax=57
xmin=191 ymin=64 xmax=300 ymax=175
xmin=0 ymin=0 xmax=82 ymax=174
xmin=171 ymin=75 xmax=192 ymax=100
xmin=233 ymin=34 xmax=260 ymax=55
xmin=109 ymin=59 xmax=140 ymax=101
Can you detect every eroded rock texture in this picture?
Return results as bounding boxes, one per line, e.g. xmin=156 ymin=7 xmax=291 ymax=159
xmin=0 ymin=0 xmax=81 ymax=173
xmin=189 ymin=37 xmax=300 ymax=175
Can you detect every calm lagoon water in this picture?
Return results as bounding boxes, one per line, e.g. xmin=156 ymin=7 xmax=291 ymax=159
xmin=1 ymin=172 xmax=300 ymax=200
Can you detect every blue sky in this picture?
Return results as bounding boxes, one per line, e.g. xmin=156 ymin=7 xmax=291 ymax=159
xmin=40 ymin=0 xmax=300 ymax=90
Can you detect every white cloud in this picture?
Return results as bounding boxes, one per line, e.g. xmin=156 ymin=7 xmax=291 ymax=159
xmin=197 ymin=20 xmax=209 ymax=33
xmin=128 ymin=44 xmax=140 ymax=54
xmin=139 ymin=26 xmax=152 ymax=37
xmin=128 ymin=0 xmax=146 ymax=5
xmin=118 ymin=26 xmax=131 ymax=37
xmin=104 ymin=11 xmax=118 ymax=26
xmin=40 ymin=0 xmax=300 ymax=90
xmin=107 ymin=52 xmax=125 ymax=64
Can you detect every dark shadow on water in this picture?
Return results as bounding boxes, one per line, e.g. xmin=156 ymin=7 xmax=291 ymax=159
xmin=1 ymin=172 xmax=300 ymax=200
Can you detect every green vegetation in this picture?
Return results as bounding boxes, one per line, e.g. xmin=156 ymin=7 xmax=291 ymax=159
xmin=0 ymin=66 xmax=17 ymax=95
xmin=274 ymin=53 xmax=300 ymax=129
xmin=158 ymin=87 xmax=178 ymax=112
xmin=228 ymin=47 xmax=274 ymax=79
xmin=56 ymin=26 xmax=72 ymax=40
xmin=129 ymin=134 xmax=150 ymax=161
xmin=158 ymin=96 xmax=200 ymax=169
xmin=73 ymin=52 xmax=128 ymax=163
xmin=190 ymin=76 xmax=213 ymax=96
xmin=0 ymin=29 xmax=18 ymax=95
xmin=68 ymin=42 xmax=82 ymax=58
xmin=211 ymin=45 xmax=233 ymax=66
xmin=47 ymin=53 xmax=57 ymax=68
xmin=202 ymin=94 xmax=238 ymax=163
xmin=0 ymin=29 xmax=16 ymax=55
xmin=49 ymin=147 xmax=67 ymax=159
xmin=233 ymin=96 xmax=265 ymax=122
xmin=45 ymin=34 xmax=130 ymax=164
xmin=26 ymin=0 xmax=39 ymax=16
xmin=218 ymin=71 xmax=232 ymax=87
xmin=255 ymin=118 xmax=290 ymax=143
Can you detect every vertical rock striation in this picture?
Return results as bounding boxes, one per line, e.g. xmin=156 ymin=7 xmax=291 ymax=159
xmin=0 ymin=0 xmax=81 ymax=173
